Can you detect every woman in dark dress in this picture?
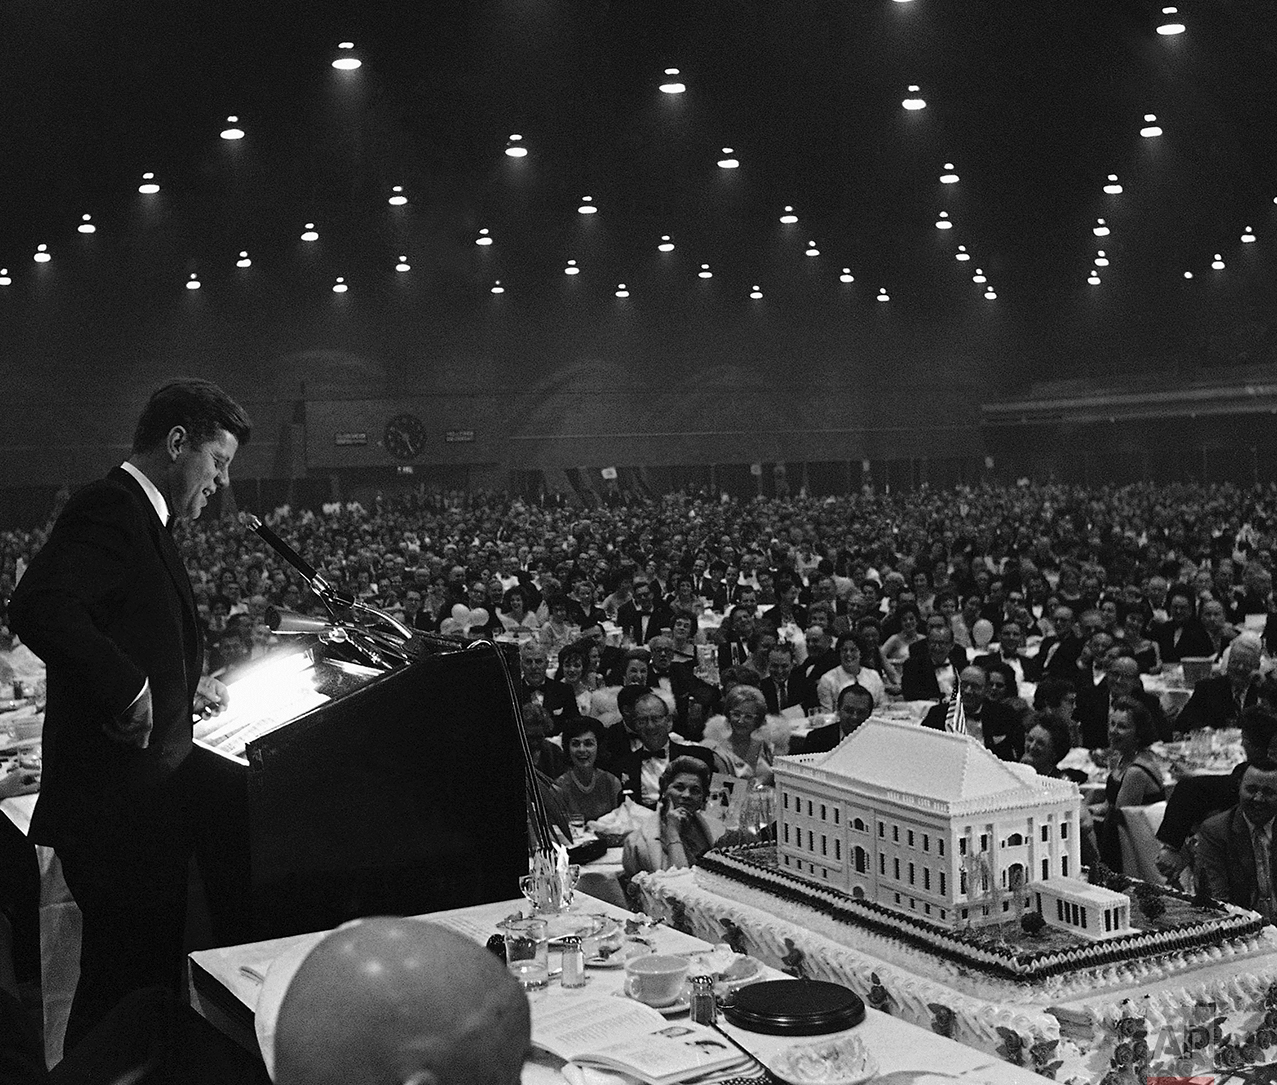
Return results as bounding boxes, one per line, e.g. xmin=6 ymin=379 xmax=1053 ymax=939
xmin=1089 ymin=697 xmax=1165 ymax=872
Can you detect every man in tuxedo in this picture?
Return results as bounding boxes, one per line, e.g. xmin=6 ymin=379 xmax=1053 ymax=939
xmin=608 ymin=692 xmax=722 ymax=808
xmin=512 ymin=641 xmax=580 ymax=731
xmin=972 ymin=619 xmax=1041 ymax=686
xmin=794 ymin=623 xmax=838 ymax=699
xmin=901 ymin=624 xmax=969 ymax=702
xmin=760 ymin=641 xmax=805 ymax=714
xmin=922 ymin=666 xmax=1026 ymax=761
xmin=1153 ymin=584 xmax=1215 ymax=663
xmin=617 ymin=581 xmax=671 ymax=647
xmin=1175 ymin=636 xmax=1264 ymax=733
xmin=1196 ymin=760 xmax=1277 ymax=921
xmin=9 ymin=379 xmax=251 ymax=1048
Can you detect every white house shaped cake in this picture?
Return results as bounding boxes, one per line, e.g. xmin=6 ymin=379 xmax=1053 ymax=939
xmin=775 ymin=718 xmax=1083 ymax=928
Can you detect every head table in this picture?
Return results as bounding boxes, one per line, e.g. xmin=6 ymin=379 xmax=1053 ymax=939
xmin=189 ymin=893 xmax=1054 ymax=1084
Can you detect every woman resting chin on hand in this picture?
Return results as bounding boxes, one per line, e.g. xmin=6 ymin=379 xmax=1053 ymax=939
xmin=622 ymin=756 xmax=724 ymax=877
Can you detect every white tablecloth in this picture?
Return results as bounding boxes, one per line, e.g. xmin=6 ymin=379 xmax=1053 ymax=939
xmin=190 ymin=894 xmax=1054 ymax=1084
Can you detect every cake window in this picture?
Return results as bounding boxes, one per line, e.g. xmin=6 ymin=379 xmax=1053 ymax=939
xmin=907 ymin=830 xmax=914 ymax=847
xmin=821 ymin=804 xmax=827 ymax=821
xmin=783 ymin=793 xmax=789 ymax=810
xmin=1041 ymin=825 xmax=1049 ymax=842
xmin=807 ymin=800 xmax=813 ymax=817
xmin=923 ymin=834 xmax=929 ymax=852
xmin=894 ymin=857 xmax=900 ymax=880
xmin=854 ymin=817 xmax=866 ymax=832
xmin=895 ymin=893 xmax=901 ymax=904
xmin=1042 ymin=858 xmax=1050 ymax=879
xmin=784 ymin=824 xmax=789 ymax=844
xmin=924 ymin=903 xmax=930 ymax=915
xmin=938 ymin=839 xmax=944 ymax=856
xmin=1061 ymin=822 xmax=1069 ymax=839
xmin=908 ymin=862 xmax=915 ymax=884
xmin=959 ymin=870 xmax=967 ymax=895
xmin=980 ymin=833 xmax=988 ymax=852
xmin=879 ymin=854 xmax=886 ymax=875
xmin=939 ymin=872 xmax=946 ymax=895
xmin=835 ymin=809 xmax=840 ymax=825
xmin=1062 ymin=855 xmax=1069 ymax=877
xmin=924 ymin=867 xmax=931 ymax=890
xmin=835 ymin=839 xmax=842 ymax=861
xmin=893 ymin=826 xmax=899 ymax=843
xmin=959 ymin=838 xmax=967 ymax=856
xmin=878 ymin=822 xmax=885 ymax=838
xmin=961 ymin=908 xmax=968 ymax=920
xmin=821 ymin=835 xmax=827 ymax=856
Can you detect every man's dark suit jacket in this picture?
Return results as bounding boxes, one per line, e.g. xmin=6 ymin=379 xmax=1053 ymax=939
xmin=1152 ymin=617 xmax=1215 ymax=664
xmin=761 ymin=603 xmax=808 ymax=632
xmin=617 ymin=601 xmax=673 ymax=646
xmin=1174 ymin=675 xmax=1260 ymax=734
xmin=921 ymin=700 xmax=1026 ymax=762
xmin=607 ymin=739 xmax=720 ymax=808
xmin=760 ymin=675 xmax=805 ymax=715
xmin=793 ymin=721 xmax=850 ymax=755
xmin=1196 ymin=804 xmax=1272 ymax=912
xmin=717 ymin=637 xmax=754 ymax=674
xmin=973 ymin=650 xmax=1043 ymax=684
xmin=1156 ymin=763 xmax=1247 ymax=850
xmin=900 ymin=648 xmax=970 ymax=702
xmin=1074 ymin=679 xmax=1172 ymax=748
xmin=513 ymin=676 xmax=581 ymax=730
xmin=1038 ymin=635 xmax=1084 ymax=679
xmin=9 ymin=468 xmax=203 ymax=882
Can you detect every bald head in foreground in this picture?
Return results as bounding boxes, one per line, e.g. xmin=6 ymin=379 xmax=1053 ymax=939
xmin=274 ymin=917 xmax=530 ymax=1085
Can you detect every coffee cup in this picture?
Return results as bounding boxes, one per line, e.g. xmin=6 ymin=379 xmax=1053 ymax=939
xmin=624 ymin=953 xmax=689 ymax=1008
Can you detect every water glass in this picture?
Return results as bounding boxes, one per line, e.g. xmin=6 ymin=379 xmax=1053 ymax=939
xmin=504 ymin=917 xmax=550 ymax=989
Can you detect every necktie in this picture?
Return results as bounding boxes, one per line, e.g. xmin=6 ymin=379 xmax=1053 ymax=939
xmin=1254 ymin=825 xmax=1274 ymax=919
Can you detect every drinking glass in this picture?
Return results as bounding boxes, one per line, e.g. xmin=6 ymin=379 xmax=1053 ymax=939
xmin=504 ymin=917 xmax=550 ymax=989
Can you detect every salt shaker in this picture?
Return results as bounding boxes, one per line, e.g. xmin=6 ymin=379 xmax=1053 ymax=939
xmin=560 ymin=935 xmax=587 ymax=988
xmin=689 ymin=975 xmax=716 ymax=1025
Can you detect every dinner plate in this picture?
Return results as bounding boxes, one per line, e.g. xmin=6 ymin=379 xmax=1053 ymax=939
xmin=771 ymin=1035 xmax=878 ymax=1085
xmin=585 ymin=936 xmax=655 ymax=968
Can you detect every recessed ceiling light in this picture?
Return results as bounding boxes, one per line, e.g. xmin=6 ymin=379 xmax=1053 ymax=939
xmin=955 ymin=245 xmax=970 ymax=262
xmin=659 ymin=68 xmax=685 ymax=93
xmin=615 ymin=284 xmax=629 ymax=297
xmin=505 ymin=135 xmax=528 ymax=158
xmin=1241 ymin=228 xmax=1256 ymax=243
xmin=578 ymin=196 xmax=597 ymax=215
xmin=186 ymin=273 xmax=200 ymax=290
xmin=138 ymin=173 xmax=159 ymax=194
xmin=1212 ymin=254 xmax=1225 ymax=269
xmin=1093 ymin=219 xmax=1110 ymax=236
xmin=750 ymin=285 xmax=763 ymax=299
xmin=902 ymin=86 xmax=926 ymax=110
xmin=698 ymin=264 xmax=712 ymax=279
xmin=840 ymin=269 xmax=854 ymax=283
xmin=396 ymin=256 xmax=411 ymax=272
xmin=984 ymin=290 xmax=997 ymax=299
xmin=1104 ymin=174 xmax=1123 ymax=194
xmin=1088 ymin=274 xmax=1102 ymax=285
xmin=564 ymin=259 xmax=579 ymax=275
xmin=940 ymin=163 xmax=959 ymax=183
xmin=936 ymin=212 xmax=952 ymax=230
xmin=658 ymin=235 xmax=675 ymax=252
xmin=332 ymin=277 xmax=348 ymax=293
xmin=237 ymin=251 xmax=252 ymax=268
xmin=779 ymin=206 xmax=798 ymax=224
xmin=0 ymin=269 xmax=10 ymax=286
xmin=475 ymin=229 xmax=493 ymax=246
xmin=717 ymin=148 xmax=739 ymax=169
xmin=33 ymin=244 xmax=51 ymax=263
xmin=220 ymin=116 xmax=244 ymax=140
xmin=332 ymin=43 xmax=361 ymax=70
xmin=805 ymin=242 xmax=820 ymax=256
xmin=876 ymin=289 xmax=889 ymax=301
xmin=972 ymin=270 xmax=987 ymax=283
xmin=1140 ymin=115 xmax=1162 ymax=137
xmin=301 ymin=223 xmax=319 ymax=241
xmin=491 ymin=281 xmax=504 ymax=294
xmin=388 ymin=186 xmax=407 ymax=206
xmin=77 ymin=214 xmax=95 ymax=234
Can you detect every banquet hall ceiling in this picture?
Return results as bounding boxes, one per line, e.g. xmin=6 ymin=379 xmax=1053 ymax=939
xmin=2 ymin=0 xmax=1275 ymax=382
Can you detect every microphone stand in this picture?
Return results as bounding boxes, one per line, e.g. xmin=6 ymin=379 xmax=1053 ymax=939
xmin=242 ymin=513 xmax=419 ymax=669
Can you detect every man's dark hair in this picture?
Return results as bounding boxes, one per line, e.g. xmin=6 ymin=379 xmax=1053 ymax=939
xmin=132 ymin=379 xmax=251 ymax=454
xmin=617 ymin=684 xmax=649 ymax=716
xmin=1034 ymin=676 xmax=1076 ymax=711
xmin=836 ymin=682 xmax=874 ymax=710
xmin=768 ymin=639 xmax=795 ymax=658
xmin=1240 ymin=706 xmax=1277 ymax=752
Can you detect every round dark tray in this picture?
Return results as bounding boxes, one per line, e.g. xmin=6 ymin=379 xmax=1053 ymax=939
xmin=722 ymin=979 xmax=865 ymax=1035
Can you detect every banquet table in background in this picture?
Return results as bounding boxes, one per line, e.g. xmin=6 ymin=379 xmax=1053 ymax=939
xmin=189 ymin=892 xmax=1056 ymax=1084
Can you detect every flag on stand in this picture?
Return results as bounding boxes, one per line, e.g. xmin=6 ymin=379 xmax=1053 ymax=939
xmin=944 ymin=688 xmax=967 ymax=735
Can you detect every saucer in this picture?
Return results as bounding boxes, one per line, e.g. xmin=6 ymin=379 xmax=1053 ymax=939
xmin=614 ymin=990 xmax=691 ymax=1016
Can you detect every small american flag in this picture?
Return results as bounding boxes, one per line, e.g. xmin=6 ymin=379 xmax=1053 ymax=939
xmin=944 ymin=688 xmax=968 ymax=735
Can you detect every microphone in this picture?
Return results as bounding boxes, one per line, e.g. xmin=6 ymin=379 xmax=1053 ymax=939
xmin=240 ymin=512 xmax=353 ymax=610
xmin=265 ymin=607 xmax=336 ymax=634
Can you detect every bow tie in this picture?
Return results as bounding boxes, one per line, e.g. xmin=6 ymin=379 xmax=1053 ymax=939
xmin=641 ymin=746 xmax=669 ymax=761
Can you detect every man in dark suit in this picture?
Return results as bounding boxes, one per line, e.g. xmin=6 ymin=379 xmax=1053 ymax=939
xmin=1074 ymin=650 xmax=1170 ymax=748
xmin=9 ymin=379 xmax=251 ymax=1047
xmin=608 ymin=691 xmax=723 ymax=808
xmin=795 ymin=684 xmax=874 ymax=754
xmin=512 ymin=641 xmax=580 ymax=732
xmin=901 ymin=624 xmax=968 ymax=702
xmin=1174 ymin=636 xmax=1263 ymax=733
xmin=1156 ymin=706 xmax=1277 ymax=884
xmin=760 ymin=574 xmax=807 ymax=634
xmin=760 ymin=642 xmax=805 ymax=715
xmin=1196 ymin=760 xmax=1277 ymax=921
xmin=616 ymin=582 xmax=672 ymax=647
xmin=715 ymin=605 xmax=757 ymax=673
xmin=922 ymin=666 xmax=1026 ymax=761
xmin=1152 ymin=584 xmax=1215 ymax=664
xmin=794 ymin=623 xmax=839 ymax=705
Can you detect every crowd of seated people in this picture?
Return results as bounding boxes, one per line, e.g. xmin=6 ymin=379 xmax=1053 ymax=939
xmin=7 ymin=480 xmax=1277 ymax=894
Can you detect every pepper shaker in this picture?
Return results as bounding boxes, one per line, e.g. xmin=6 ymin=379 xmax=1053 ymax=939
xmin=689 ymin=975 xmax=717 ymax=1025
